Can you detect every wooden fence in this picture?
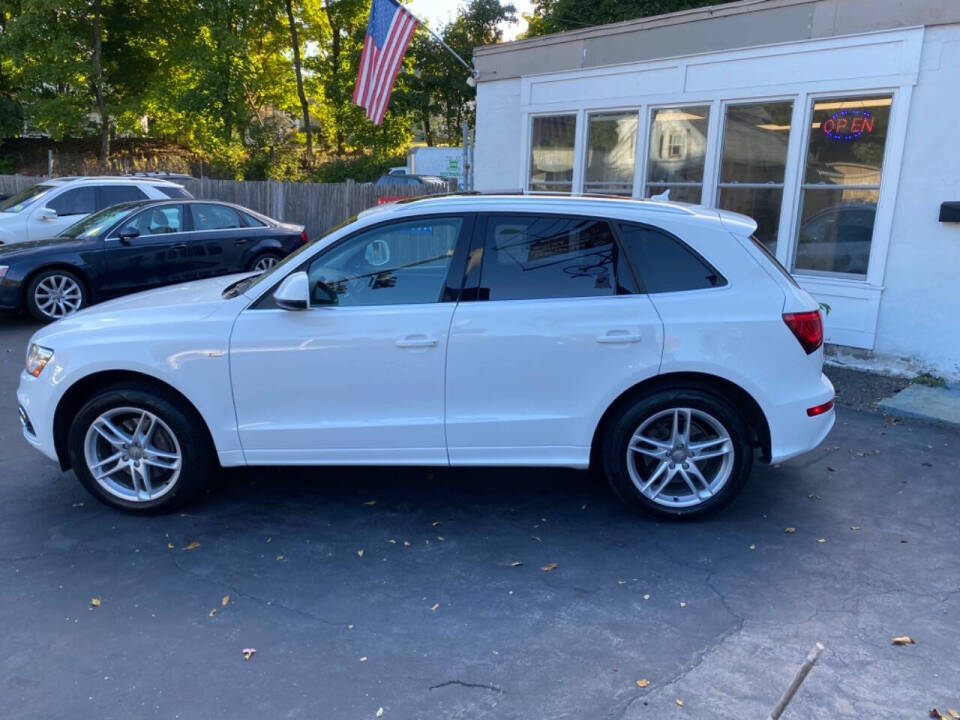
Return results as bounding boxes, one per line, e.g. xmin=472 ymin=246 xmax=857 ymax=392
xmin=0 ymin=174 xmax=452 ymax=239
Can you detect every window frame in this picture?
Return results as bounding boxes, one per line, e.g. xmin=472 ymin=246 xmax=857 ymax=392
xmin=643 ymin=102 xmax=714 ymax=204
xmin=462 ymin=212 xmax=641 ymax=303
xmin=250 ymin=213 xmax=478 ymax=310
xmin=582 ymin=109 xmax=641 ymax=196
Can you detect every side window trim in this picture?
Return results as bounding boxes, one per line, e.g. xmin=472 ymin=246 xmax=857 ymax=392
xmin=250 ymin=213 xmax=475 ymax=310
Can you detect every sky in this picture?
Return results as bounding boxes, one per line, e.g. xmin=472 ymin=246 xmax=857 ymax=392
xmin=408 ymin=0 xmax=534 ymax=41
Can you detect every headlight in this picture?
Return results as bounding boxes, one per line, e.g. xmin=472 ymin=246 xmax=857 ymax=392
xmin=0 ymin=265 xmax=8 ymax=279
xmin=25 ymin=343 xmax=54 ymax=377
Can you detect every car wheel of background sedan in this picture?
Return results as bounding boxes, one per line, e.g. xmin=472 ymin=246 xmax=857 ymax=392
xmin=601 ymin=389 xmax=752 ymax=519
xmin=68 ymin=383 xmax=215 ymax=513
xmin=250 ymin=253 xmax=282 ymax=272
xmin=25 ymin=269 xmax=86 ymax=323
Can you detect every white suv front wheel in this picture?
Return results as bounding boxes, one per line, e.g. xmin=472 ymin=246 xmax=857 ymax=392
xmin=602 ymin=389 xmax=753 ymax=519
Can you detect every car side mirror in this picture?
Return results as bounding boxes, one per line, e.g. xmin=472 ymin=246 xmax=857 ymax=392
xmin=273 ymin=271 xmax=311 ymax=311
xmin=37 ymin=207 xmax=58 ymax=222
xmin=118 ymin=228 xmax=140 ymax=244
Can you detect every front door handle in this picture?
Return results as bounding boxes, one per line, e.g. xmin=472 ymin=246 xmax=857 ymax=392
xmin=171 ymin=243 xmax=188 ymax=251
xmin=234 ymin=238 xmax=249 ymax=245
xmin=396 ymin=334 xmax=438 ymax=349
xmin=596 ymin=330 xmax=642 ymax=344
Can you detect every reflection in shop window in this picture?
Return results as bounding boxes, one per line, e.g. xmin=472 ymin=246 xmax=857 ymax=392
xmin=584 ymin=112 xmax=638 ymax=195
xmin=529 ymin=115 xmax=576 ymax=192
xmin=646 ymin=106 xmax=710 ymax=203
xmin=716 ymin=101 xmax=793 ymax=254
xmin=793 ymin=96 xmax=892 ymax=276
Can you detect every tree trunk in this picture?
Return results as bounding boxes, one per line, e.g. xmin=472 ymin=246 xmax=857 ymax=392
xmin=285 ymin=0 xmax=312 ymax=159
xmin=91 ymin=0 xmax=110 ymax=169
xmin=422 ymin=114 xmax=433 ymax=147
xmin=324 ymin=2 xmax=345 ymax=154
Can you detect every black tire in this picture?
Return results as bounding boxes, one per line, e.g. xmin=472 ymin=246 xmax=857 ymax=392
xmin=67 ymin=382 xmax=215 ymax=514
xmin=249 ymin=252 xmax=283 ymax=272
xmin=25 ymin=268 xmax=87 ymax=323
xmin=601 ymin=388 xmax=753 ymax=519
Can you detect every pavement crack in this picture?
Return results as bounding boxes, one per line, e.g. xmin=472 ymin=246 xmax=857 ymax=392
xmin=429 ymin=680 xmax=503 ymax=693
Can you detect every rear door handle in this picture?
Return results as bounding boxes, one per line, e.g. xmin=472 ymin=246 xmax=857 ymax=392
xmin=233 ymin=238 xmax=249 ymax=245
xmin=171 ymin=243 xmax=188 ymax=251
xmin=396 ymin=334 xmax=438 ymax=349
xmin=596 ymin=330 xmax=642 ymax=344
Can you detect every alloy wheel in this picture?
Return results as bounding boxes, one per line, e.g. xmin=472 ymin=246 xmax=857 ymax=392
xmin=83 ymin=407 xmax=182 ymax=503
xmin=34 ymin=274 xmax=83 ymax=319
xmin=253 ymin=255 xmax=279 ymax=272
xmin=626 ymin=407 xmax=734 ymax=509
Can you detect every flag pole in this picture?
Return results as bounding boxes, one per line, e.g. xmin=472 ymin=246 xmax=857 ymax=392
xmin=407 ymin=10 xmax=477 ymax=80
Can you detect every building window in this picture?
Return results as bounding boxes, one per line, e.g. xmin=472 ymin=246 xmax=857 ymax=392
xmin=646 ymin=105 xmax=710 ymax=203
xmin=584 ymin=112 xmax=638 ymax=195
xmin=793 ymin=95 xmax=892 ymax=276
xmin=529 ymin=115 xmax=576 ymax=192
xmin=716 ymin=101 xmax=793 ymax=254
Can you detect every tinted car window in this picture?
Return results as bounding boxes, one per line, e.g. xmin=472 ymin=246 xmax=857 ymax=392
xmin=100 ymin=185 xmax=148 ymax=208
xmin=0 ymin=184 xmax=53 ymax=213
xmin=119 ymin=206 xmax=184 ymax=236
xmin=240 ymin=211 xmax=266 ymax=228
xmin=152 ymin=185 xmax=191 ymax=199
xmin=478 ymin=215 xmax=629 ymax=301
xmin=191 ymin=203 xmax=242 ymax=230
xmin=618 ymin=222 xmax=725 ymax=293
xmin=48 ymin=187 xmax=97 ymax=216
xmin=306 ymin=217 xmax=462 ymax=307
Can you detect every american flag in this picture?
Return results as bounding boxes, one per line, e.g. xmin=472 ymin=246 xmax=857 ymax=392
xmin=353 ymin=0 xmax=419 ymax=126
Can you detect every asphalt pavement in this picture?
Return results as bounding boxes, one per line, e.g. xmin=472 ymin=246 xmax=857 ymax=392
xmin=1 ymin=313 xmax=958 ymax=720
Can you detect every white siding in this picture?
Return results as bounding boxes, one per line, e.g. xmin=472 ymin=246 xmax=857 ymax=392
xmin=475 ymin=79 xmax=523 ymax=192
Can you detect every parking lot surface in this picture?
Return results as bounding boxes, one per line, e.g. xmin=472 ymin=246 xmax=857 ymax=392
xmin=1 ymin=314 xmax=958 ymax=719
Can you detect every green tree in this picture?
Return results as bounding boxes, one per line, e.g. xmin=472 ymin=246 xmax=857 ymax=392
xmin=525 ymin=0 xmax=737 ymax=36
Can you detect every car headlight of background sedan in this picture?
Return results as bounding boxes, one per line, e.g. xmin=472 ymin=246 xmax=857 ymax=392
xmin=25 ymin=343 xmax=54 ymax=377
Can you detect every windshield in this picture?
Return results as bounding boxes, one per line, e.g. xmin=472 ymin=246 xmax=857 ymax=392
xmin=59 ymin=202 xmax=143 ymax=239
xmin=223 ymin=215 xmax=357 ymax=299
xmin=0 ymin=184 xmax=54 ymax=213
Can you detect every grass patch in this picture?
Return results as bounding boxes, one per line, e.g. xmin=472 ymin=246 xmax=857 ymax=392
xmin=912 ymin=372 xmax=947 ymax=388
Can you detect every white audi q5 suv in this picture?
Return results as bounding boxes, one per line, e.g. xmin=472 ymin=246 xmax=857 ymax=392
xmin=17 ymin=195 xmax=835 ymax=518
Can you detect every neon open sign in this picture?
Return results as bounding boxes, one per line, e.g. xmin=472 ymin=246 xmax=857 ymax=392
xmin=822 ymin=109 xmax=874 ymax=142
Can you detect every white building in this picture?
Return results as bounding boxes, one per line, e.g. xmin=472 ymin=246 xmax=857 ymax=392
xmin=473 ymin=0 xmax=960 ymax=380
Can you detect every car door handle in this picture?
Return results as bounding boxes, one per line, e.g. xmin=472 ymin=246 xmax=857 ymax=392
xmin=233 ymin=238 xmax=249 ymax=245
xmin=171 ymin=243 xmax=188 ymax=250
xmin=396 ymin=335 xmax=438 ymax=349
xmin=596 ymin=331 xmax=642 ymax=344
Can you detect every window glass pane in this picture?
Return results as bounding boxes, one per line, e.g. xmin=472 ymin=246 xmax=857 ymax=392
xmin=794 ymin=188 xmax=877 ymax=275
xmin=804 ymin=96 xmax=891 ymax=186
xmin=121 ymin=206 xmax=184 ymax=236
xmin=480 ymin=215 xmax=622 ymax=301
xmin=529 ymin=115 xmax=576 ymax=192
xmin=645 ymin=184 xmax=702 ymax=204
xmin=153 ymin=185 xmax=191 ymax=199
xmin=619 ymin=222 xmax=725 ymax=293
xmin=719 ymin=102 xmax=792 ymax=183
xmin=48 ymin=187 xmax=96 ymax=216
xmin=647 ymin=106 xmax=710 ymax=184
xmin=240 ymin=211 xmax=266 ymax=228
xmin=100 ymin=185 xmax=148 ymax=208
xmin=191 ymin=203 xmax=242 ymax=230
xmin=716 ymin=187 xmax=783 ymax=253
xmin=584 ymin=112 xmax=637 ymax=195
xmin=307 ymin=218 xmax=461 ymax=307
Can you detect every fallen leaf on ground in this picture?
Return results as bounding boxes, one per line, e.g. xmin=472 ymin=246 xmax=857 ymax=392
xmin=618 ymin=580 xmax=626 ymax=585
xmin=242 ymin=648 xmax=256 ymax=660
xmin=581 ymin=504 xmax=587 ymax=510
xmin=209 ymin=609 xmax=216 ymax=617
xmin=643 ymin=594 xmax=650 ymax=600
xmin=222 ymin=595 xmax=230 ymax=607
xmin=636 ymin=678 xmax=650 ymax=688
xmin=851 ymin=525 xmax=861 ymax=531
xmin=679 ymin=601 xmax=687 ymax=608
xmin=826 ymin=466 xmax=835 ymax=472
xmin=403 ymin=541 xmax=411 ymax=547
xmin=784 ymin=527 xmax=796 ymax=533
xmin=949 ymin=710 xmax=959 ymax=719
xmin=166 ymin=543 xmax=174 ymax=549
xmin=357 ymin=549 xmax=364 ymax=557
xmin=430 ymin=603 xmax=440 ymax=611
xmin=183 ymin=542 xmax=200 ymax=551
xmin=531 ymin=535 xmax=541 ymax=542
xmin=360 ymin=656 xmax=367 ymax=662
xmin=266 ymin=537 xmax=272 ymax=543
xmin=387 ymin=539 xmax=397 ymax=544
xmin=432 ymin=521 xmax=442 ymax=527
xmin=676 ymin=699 xmax=684 ymax=706
xmin=90 ymin=597 xmax=101 ymax=608
xmin=437 ymin=536 xmax=445 ymax=542
xmin=510 ymin=561 xmax=523 ymax=567
xmin=817 ymin=538 xmax=826 ymax=543
xmin=891 ymin=636 xmax=915 ymax=645
xmin=276 ymin=554 xmax=284 ymax=561
xmin=749 ymin=544 xmax=756 ymax=551
xmin=376 ymin=708 xmax=384 ymax=718
xmin=540 ymin=562 xmax=558 ymax=572
xmin=364 ymin=500 xmax=376 ymax=505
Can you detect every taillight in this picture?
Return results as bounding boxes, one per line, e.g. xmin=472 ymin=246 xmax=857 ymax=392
xmin=300 ymin=230 xmax=309 ymax=244
xmin=783 ymin=311 xmax=823 ymax=354
xmin=807 ymin=399 xmax=834 ymax=417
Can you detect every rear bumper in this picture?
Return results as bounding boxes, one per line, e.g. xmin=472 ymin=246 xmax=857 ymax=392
xmin=766 ymin=372 xmax=836 ymax=463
